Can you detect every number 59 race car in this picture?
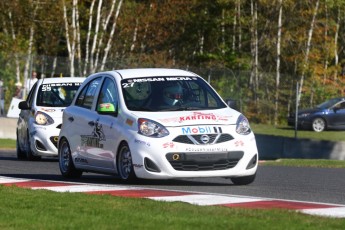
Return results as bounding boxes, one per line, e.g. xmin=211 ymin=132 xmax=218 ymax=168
xmin=58 ymin=68 xmax=258 ymax=185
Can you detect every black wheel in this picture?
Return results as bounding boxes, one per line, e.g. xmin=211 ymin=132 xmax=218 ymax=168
xmin=231 ymin=173 xmax=256 ymax=185
xmin=58 ymin=138 xmax=82 ymax=178
xmin=312 ymin=117 xmax=326 ymax=132
xmin=16 ymin=131 xmax=26 ymax=159
xmin=117 ymin=142 xmax=136 ymax=181
xmin=25 ymin=131 xmax=41 ymax=161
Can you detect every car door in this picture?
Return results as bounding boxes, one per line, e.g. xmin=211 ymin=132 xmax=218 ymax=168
xmin=67 ymin=77 xmax=103 ymax=169
xmin=329 ymin=101 xmax=345 ymax=127
xmin=17 ymin=82 xmax=38 ymax=151
xmin=91 ymin=76 xmax=121 ymax=172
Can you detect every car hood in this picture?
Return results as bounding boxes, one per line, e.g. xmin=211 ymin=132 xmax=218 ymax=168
xmin=298 ymin=108 xmax=323 ymax=115
xmin=130 ymin=108 xmax=241 ymax=126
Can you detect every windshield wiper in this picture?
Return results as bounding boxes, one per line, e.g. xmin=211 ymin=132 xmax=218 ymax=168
xmin=127 ymin=106 xmax=153 ymax=111
xmin=161 ymin=106 xmax=203 ymax=111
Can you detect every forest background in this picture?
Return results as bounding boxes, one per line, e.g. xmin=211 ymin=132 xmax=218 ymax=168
xmin=0 ymin=0 xmax=345 ymax=125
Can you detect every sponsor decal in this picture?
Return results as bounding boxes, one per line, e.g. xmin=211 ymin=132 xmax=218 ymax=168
xmin=75 ymin=157 xmax=88 ymax=164
xmin=234 ymin=140 xmax=244 ymax=147
xmin=181 ymin=126 xmax=222 ymax=134
xmin=41 ymin=82 xmax=82 ymax=91
xmin=185 ymin=147 xmax=227 ymax=152
xmin=122 ymin=77 xmax=197 ymax=88
xmin=80 ymin=120 xmax=105 ymax=148
xmin=134 ymin=139 xmax=150 ymax=147
xmin=81 ymin=135 xmax=103 ymax=148
xmin=126 ymin=118 xmax=134 ymax=126
xmin=182 ymin=126 xmax=212 ymax=134
xmin=163 ymin=142 xmax=175 ymax=148
xmin=160 ymin=112 xmax=231 ymax=123
xmin=41 ymin=108 xmax=56 ymax=112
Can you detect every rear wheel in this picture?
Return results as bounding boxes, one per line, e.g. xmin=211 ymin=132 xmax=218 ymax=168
xmin=117 ymin=143 xmax=136 ymax=181
xmin=312 ymin=117 xmax=326 ymax=132
xmin=231 ymin=173 xmax=256 ymax=185
xmin=58 ymin=138 xmax=82 ymax=178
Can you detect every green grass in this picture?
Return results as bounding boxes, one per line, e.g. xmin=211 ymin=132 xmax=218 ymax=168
xmin=260 ymin=159 xmax=345 ymax=168
xmin=251 ymin=123 xmax=345 ymax=142
xmin=0 ymin=185 xmax=344 ymax=230
xmin=0 ymin=139 xmax=15 ymax=149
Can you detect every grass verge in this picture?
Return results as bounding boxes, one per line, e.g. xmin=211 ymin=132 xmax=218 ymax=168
xmin=259 ymin=159 xmax=345 ymax=168
xmin=0 ymin=139 xmax=15 ymax=149
xmin=251 ymin=124 xmax=345 ymax=142
xmin=0 ymin=186 xmax=344 ymax=229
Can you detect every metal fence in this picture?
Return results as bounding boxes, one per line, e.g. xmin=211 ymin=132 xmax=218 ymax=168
xmin=2 ymin=53 xmax=340 ymax=125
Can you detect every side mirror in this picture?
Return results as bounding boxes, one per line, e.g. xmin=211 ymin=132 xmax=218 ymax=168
xmin=18 ymin=101 xmax=30 ymax=110
xmin=225 ymin=99 xmax=238 ymax=111
xmin=97 ymin=103 xmax=117 ymax=116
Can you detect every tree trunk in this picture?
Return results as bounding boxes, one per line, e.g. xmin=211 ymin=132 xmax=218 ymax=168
xmin=274 ymin=0 xmax=282 ymax=126
xmin=250 ymin=0 xmax=258 ymax=101
xmin=100 ymin=0 xmax=123 ymax=71
xmin=8 ymin=12 xmax=21 ymax=87
xmin=334 ymin=7 xmax=340 ymax=80
xmin=83 ymin=0 xmax=96 ymax=76
xmin=297 ymin=0 xmax=319 ymax=105
xmin=95 ymin=0 xmax=118 ymax=72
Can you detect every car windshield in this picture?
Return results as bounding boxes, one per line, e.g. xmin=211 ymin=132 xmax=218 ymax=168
xmin=121 ymin=76 xmax=227 ymax=112
xmin=37 ymin=82 xmax=82 ymax=107
xmin=316 ymin=98 xmax=342 ymax=109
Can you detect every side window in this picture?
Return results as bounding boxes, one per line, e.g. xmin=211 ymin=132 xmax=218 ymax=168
xmin=339 ymin=102 xmax=345 ymax=110
xmin=27 ymin=82 xmax=38 ymax=106
xmin=97 ymin=77 xmax=118 ymax=113
xmin=75 ymin=78 xmax=102 ymax=109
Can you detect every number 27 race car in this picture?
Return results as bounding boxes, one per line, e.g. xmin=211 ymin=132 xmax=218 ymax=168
xmin=58 ymin=68 xmax=258 ymax=185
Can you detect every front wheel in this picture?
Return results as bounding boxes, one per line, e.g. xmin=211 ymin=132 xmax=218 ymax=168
xmin=231 ymin=173 xmax=256 ymax=185
xmin=16 ymin=131 xmax=26 ymax=159
xmin=117 ymin=142 xmax=136 ymax=182
xmin=58 ymin=138 xmax=82 ymax=178
xmin=312 ymin=117 xmax=326 ymax=132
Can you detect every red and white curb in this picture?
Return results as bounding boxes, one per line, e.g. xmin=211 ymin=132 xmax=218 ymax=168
xmin=1 ymin=176 xmax=345 ymax=218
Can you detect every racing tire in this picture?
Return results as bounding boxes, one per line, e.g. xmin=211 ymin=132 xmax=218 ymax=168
xmin=16 ymin=132 xmax=26 ymax=160
xmin=231 ymin=173 xmax=256 ymax=185
xmin=312 ymin=117 xmax=326 ymax=132
xmin=117 ymin=142 xmax=137 ymax=182
xmin=58 ymin=138 xmax=82 ymax=178
xmin=25 ymin=130 xmax=41 ymax=161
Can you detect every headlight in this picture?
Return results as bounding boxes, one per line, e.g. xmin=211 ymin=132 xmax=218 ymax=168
xmin=236 ymin=115 xmax=251 ymax=135
xmin=138 ymin=118 xmax=169 ymax=138
xmin=35 ymin=111 xmax=54 ymax=125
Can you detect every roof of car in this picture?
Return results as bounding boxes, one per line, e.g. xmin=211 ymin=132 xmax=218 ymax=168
xmin=112 ymin=68 xmax=199 ymax=79
xmin=38 ymin=77 xmax=85 ymax=84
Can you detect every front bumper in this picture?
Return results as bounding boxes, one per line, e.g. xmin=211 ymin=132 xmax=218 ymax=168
xmin=129 ymin=128 xmax=258 ymax=179
xmin=30 ymin=123 xmax=61 ymax=157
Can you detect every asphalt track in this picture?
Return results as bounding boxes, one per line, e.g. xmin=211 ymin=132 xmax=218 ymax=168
xmin=1 ymin=149 xmax=345 ymax=218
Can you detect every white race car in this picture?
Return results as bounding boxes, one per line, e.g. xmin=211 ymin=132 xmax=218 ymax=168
xmin=17 ymin=77 xmax=85 ymax=160
xmin=58 ymin=69 xmax=258 ymax=185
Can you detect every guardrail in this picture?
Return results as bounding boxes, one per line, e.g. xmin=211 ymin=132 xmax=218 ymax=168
xmin=256 ymin=134 xmax=345 ymax=160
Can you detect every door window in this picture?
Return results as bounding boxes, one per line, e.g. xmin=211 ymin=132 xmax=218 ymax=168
xmin=76 ymin=78 xmax=102 ymax=109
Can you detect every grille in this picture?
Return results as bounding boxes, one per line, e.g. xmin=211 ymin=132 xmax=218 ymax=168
xmin=173 ymin=134 xmax=233 ymax=145
xmin=166 ymin=151 xmax=243 ymax=171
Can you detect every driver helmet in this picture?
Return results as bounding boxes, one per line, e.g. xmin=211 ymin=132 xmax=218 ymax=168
xmin=163 ymin=82 xmax=183 ymax=106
